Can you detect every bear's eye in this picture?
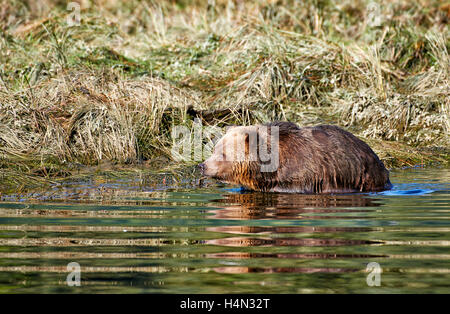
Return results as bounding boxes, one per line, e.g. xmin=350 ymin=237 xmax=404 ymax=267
xmin=222 ymin=152 xmax=226 ymax=161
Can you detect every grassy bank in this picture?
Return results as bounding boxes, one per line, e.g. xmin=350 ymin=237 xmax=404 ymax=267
xmin=0 ymin=0 xmax=449 ymax=191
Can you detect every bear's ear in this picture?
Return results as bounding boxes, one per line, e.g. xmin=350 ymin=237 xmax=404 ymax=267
xmin=244 ymin=132 xmax=250 ymax=155
xmin=225 ymin=125 xmax=238 ymax=133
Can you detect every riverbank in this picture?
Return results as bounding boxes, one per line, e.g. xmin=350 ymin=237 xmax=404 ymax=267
xmin=0 ymin=0 xmax=448 ymax=192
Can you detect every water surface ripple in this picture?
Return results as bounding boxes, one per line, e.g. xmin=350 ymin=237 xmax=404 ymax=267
xmin=0 ymin=168 xmax=449 ymax=293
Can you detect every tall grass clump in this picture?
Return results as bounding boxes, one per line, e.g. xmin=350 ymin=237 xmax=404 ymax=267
xmin=0 ymin=69 xmax=199 ymax=164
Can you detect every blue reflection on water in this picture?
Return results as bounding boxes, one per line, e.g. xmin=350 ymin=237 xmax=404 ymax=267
xmin=379 ymin=188 xmax=435 ymax=195
xmin=376 ymin=182 xmax=441 ymax=196
xmin=223 ymin=187 xmax=248 ymax=193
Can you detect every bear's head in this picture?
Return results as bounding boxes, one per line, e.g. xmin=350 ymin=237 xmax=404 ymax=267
xmin=199 ymin=125 xmax=280 ymax=190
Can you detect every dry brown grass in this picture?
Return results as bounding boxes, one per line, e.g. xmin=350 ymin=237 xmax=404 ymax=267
xmin=0 ymin=68 xmax=200 ymax=164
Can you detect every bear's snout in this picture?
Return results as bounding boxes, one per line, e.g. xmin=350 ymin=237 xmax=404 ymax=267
xmin=198 ymin=163 xmax=205 ymax=174
xmin=198 ymin=160 xmax=220 ymax=177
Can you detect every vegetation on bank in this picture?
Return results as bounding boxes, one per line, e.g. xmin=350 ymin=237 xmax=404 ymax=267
xmin=0 ymin=0 xmax=449 ymax=191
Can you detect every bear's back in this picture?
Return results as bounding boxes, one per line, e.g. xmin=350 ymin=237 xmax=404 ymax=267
xmin=271 ymin=123 xmax=391 ymax=193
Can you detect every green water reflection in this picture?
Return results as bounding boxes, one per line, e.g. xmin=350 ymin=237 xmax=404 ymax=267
xmin=0 ymin=168 xmax=449 ymax=293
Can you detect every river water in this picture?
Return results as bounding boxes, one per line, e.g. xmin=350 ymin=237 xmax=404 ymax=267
xmin=0 ymin=167 xmax=448 ymax=293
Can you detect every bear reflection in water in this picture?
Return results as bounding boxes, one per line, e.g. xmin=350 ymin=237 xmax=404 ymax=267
xmin=208 ymin=191 xmax=379 ymax=220
xmin=205 ymin=192 xmax=384 ymax=274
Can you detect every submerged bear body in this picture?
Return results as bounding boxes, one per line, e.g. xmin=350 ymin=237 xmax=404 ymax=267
xmin=200 ymin=122 xmax=392 ymax=193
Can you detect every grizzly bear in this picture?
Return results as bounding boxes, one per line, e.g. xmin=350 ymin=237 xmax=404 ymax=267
xmin=199 ymin=121 xmax=392 ymax=193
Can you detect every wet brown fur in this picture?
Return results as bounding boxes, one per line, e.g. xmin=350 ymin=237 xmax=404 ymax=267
xmin=210 ymin=121 xmax=391 ymax=193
